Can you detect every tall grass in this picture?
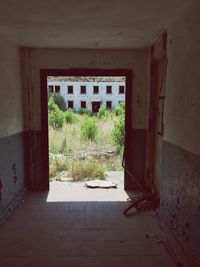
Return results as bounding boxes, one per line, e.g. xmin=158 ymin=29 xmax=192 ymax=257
xmin=69 ymin=160 xmax=105 ymax=181
xmin=49 ymin=156 xmax=69 ymax=178
xmin=81 ymin=117 xmax=98 ymax=140
xmin=48 ymin=112 xmax=124 ymax=180
xmin=65 ymin=109 xmax=77 ymax=124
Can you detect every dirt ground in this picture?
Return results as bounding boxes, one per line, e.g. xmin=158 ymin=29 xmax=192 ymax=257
xmin=47 ymin=171 xmax=127 ymax=202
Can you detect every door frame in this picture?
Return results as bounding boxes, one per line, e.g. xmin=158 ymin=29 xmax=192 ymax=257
xmin=145 ymin=32 xmax=167 ymax=192
xmin=40 ymin=68 xmax=133 ymax=190
xmin=146 ymin=58 xmax=159 ymax=191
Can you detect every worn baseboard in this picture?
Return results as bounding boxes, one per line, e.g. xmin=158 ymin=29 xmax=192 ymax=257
xmin=0 ymin=188 xmax=26 ymax=226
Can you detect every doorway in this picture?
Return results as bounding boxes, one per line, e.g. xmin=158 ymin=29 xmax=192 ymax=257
xmin=40 ymin=69 xmax=133 ymax=190
xmin=92 ymin=101 xmax=101 ymax=113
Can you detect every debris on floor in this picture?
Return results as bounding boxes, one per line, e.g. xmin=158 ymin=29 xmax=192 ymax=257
xmin=145 ymin=233 xmax=166 ymax=244
xmin=85 ymin=179 xmax=117 ymax=188
xmin=123 ymin=191 xmax=159 ymax=215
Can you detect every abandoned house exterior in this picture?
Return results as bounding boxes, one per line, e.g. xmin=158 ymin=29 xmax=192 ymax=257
xmin=0 ymin=0 xmax=200 ymax=266
xmin=48 ymin=79 xmax=125 ymax=112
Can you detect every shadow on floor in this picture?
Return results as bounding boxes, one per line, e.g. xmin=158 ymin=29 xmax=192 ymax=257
xmin=0 ymin=182 xmax=176 ymax=267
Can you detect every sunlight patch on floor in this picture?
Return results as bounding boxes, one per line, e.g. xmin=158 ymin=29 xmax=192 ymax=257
xmin=46 ymin=177 xmax=128 ymax=202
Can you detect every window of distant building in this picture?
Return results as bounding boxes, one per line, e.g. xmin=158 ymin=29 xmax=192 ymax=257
xmin=80 ymin=85 xmax=86 ymax=94
xmin=93 ymin=86 xmax=99 ymax=94
xmin=68 ymin=101 xmax=74 ymax=109
xmin=68 ymin=85 xmax=73 ymax=94
xmin=106 ymin=101 xmax=112 ymax=109
xmin=48 ymin=85 xmax=54 ymax=93
xmin=55 ymin=85 xmax=60 ymax=93
xmin=106 ymin=85 xmax=112 ymax=94
xmin=119 ymin=85 xmax=125 ymax=94
xmin=81 ymin=101 xmax=86 ymax=109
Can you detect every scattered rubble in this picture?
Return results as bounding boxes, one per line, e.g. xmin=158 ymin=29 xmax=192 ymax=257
xmin=49 ymin=149 xmax=117 ymax=162
xmin=77 ymin=149 xmax=117 ymax=160
xmin=56 ymin=171 xmax=73 ymax=182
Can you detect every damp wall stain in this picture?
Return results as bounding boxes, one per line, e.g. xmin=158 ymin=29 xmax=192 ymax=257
xmin=160 ymin=140 xmax=200 ymax=267
xmin=0 ymin=133 xmax=25 ymax=214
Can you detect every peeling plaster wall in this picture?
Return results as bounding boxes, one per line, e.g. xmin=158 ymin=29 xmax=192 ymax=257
xmin=160 ymin=1 xmax=200 ymax=266
xmin=30 ymin=48 xmax=149 ymax=130
xmin=0 ymin=36 xmax=23 ymax=139
xmin=164 ymin=4 xmax=200 ymax=155
xmin=0 ymin=34 xmax=25 ymax=220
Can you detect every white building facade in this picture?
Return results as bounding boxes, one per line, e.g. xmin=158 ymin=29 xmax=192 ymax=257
xmin=48 ymin=80 xmax=125 ymax=112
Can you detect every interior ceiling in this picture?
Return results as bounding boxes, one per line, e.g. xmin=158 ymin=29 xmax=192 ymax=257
xmin=0 ymin=0 xmax=191 ymax=49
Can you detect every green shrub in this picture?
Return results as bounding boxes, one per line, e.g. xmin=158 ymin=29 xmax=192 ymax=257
xmin=48 ymin=97 xmax=58 ymax=113
xmin=106 ymin=109 xmax=113 ymax=117
xmin=97 ymin=106 xmax=107 ymax=118
xmin=48 ymin=92 xmax=53 ymax=101
xmin=49 ymin=109 xmax=65 ymax=129
xmin=87 ymin=110 xmax=93 ymax=117
xmin=78 ymin=108 xmax=93 ymax=116
xmin=113 ymin=102 xmax=125 ymax=116
xmin=112 ymin=103 xmax=125 ymax=147
xmin=111 ymin=115 xmax=125 ymax=147
xmin=65 ymin=109 xmax=76 ymax=124
xmin=52 ymin=93 xmax=66 ymax=111
xmin=78 ymin=108 xmax=87 ymax=115
xmin=81 ymin=117 xmax=98 ymax=140
xmin=69 ymin=160 xmax=105 ymax=181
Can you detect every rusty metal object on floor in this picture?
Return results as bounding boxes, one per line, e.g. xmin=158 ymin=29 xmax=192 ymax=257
xmin=123 ymin=191 xmax=159 ymax=215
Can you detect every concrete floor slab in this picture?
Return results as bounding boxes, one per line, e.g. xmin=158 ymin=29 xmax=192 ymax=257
xmin=0 ymin=179 xmax=177 ymax=267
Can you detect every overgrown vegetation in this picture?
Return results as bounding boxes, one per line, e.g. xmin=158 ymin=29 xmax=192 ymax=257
xmin=81 ymin=117 xmax=98 ymax=140
xmin=112 ymin=115 xmax=125 ymax=147
xmin=78 ymin=108 xmax=92 ymax=116
xmin=65 ymin=109 xmax=77 ymax=124
xmin=48 ymin=98 xmax=65 ymax=129
xmin=48 ymin=99 xmax=125 ymax=181
xmin=97 ymin=106 xmax=107 ymax=118
xmin=112 ymin=103 xmax=125 ymax=147
xmin=69 ymin=160 xmax=105 ymax=181
xmin=49 ymin=156 xmax=68 ymax=178
xmin=49 ymin=93 xmax=66 ymax=111
xmin=113 ymin=102 xmax=125 ymax=116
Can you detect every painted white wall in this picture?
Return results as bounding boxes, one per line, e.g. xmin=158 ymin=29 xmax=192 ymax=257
xmin=0 ymin=34 xmax=23 ymax=138
xmin=164 ymin=0 xmax=200 ymax=155
xmin=29 ymin=48 xmax=149 ymax=130
xmin=48 ymin=81 xmax=125 ymax=111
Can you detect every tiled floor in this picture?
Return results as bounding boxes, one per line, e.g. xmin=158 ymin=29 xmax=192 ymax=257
xmin=0 ymin=179 xmax=176 ymax=267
